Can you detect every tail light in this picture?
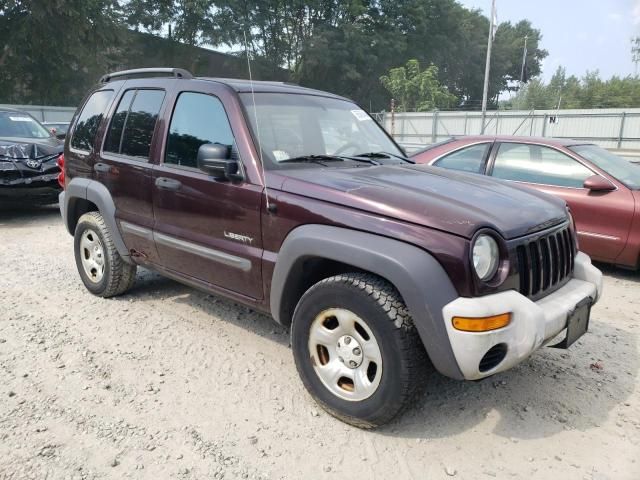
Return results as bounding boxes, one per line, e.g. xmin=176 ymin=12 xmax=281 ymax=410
xmin=56 ymin=153 xmax=65 ymax=189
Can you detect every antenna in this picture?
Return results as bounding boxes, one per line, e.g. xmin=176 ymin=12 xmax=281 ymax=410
xmin=243 ymin=29 xmax=270 ymax=212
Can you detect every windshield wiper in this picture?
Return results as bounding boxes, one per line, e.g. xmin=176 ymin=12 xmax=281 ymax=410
xmin=278 ymin=155 xmax=346 ymax=166
xmin=353 ymin=151 xmax=415 ymax=164
xmin=278 ymin=154 xmax=381 ymax=166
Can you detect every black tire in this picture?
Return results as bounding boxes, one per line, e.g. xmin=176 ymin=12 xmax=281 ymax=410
xmin=291 ymin=273 xmax=428 ymax=428
xmin=74 ymin=211 xmax=137 ymax=298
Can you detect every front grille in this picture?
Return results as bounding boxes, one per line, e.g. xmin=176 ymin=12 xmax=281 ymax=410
xmin=516 ymin=224 xmax=575 ymax=299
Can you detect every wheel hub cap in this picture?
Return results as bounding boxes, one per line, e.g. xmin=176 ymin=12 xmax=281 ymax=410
xmin=308 ymin=308 xmax=383 ymax=402
xmin=79 ymin=229 xmax=105 ymax=283
xmin=337 ymin=335 xmax=363 ymax=368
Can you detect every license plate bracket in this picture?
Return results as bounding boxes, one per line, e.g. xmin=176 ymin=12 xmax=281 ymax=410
xmin=550 ymin=297 xmax=592 ymax=349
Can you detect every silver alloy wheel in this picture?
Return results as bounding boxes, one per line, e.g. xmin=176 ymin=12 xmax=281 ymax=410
xmin=79 ymin=229 xmax=105 ymax=283
xmin=308 ymin=308 xmax=383 ymax=401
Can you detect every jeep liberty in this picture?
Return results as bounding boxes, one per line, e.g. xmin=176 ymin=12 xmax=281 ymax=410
xmin=59 ymin=68 xmax=603 ymax=428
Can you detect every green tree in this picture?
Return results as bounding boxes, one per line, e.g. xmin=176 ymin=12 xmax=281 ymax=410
xmin=0 ymin=0 xmax=549 ymax=110
xmin=380 ymin=59 xmax=458 ymax=111
xmin=121 ymin=0 xmax=547 ymax=111
xmin=0 ymin=0 xmax=123 ymax=104
xmin=506 ymin=67 xmax=640 ymax=109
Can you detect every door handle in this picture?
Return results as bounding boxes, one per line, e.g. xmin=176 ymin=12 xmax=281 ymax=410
xmin=155 ymin=177 xmax=182 ymax=191
xmin=94 ymin=162 xmax=112 ymax=173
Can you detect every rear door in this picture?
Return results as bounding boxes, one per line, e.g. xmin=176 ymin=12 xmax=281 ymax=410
xmin=151 ymin=84 xmax=264 ymax=299
xmin=94 ymin=79 xmax=172 ymax=264
xmin=488 ymin=142 xmax=634 ymax=262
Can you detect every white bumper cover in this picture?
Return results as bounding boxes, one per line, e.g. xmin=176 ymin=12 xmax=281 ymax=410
xmin=442 ymin=252 xmax=603 ymax=380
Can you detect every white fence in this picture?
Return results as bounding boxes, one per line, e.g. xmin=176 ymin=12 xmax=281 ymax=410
xmin=0 ymin=104 xmax=76 ymax=123
xmin=378 ymin=108 xmax=640 ymax=153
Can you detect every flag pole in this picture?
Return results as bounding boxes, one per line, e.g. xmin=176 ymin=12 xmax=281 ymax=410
xmin=518 ymin=35 xmax=528 ymax=110
xmin=480 ymin=0 xmax=496 ymax=134
xmin=520 ymin=35 xmax=528 ymax=84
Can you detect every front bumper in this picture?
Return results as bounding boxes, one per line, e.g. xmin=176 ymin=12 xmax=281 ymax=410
xmin=442 ymin=252 xmax=602 ymax=380
xmin=0 ymin=182 xmax=61 ymax=204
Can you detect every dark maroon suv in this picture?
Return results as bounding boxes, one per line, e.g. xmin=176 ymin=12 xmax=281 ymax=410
xmin=59 ymin=68 xmax=602 ymax=428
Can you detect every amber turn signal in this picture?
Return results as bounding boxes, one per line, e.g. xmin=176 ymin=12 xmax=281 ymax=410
xmin=452 ymin=313 xmax=512 ymax=332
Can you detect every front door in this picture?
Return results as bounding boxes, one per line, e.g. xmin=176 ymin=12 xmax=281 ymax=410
xmin=489 ymin=142 xmax=634 ymax=262
xmin=152 ymin=88 xmax=264 ymax=299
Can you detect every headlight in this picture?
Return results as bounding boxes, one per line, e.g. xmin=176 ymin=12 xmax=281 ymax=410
xmin=472 ymin=234 xmax=499 ymax=281
xmin=0 ymin=161 xmax=17 ymax=171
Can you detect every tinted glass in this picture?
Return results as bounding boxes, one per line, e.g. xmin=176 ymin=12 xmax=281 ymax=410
xmin=166 ymin=92 xmax=235 ymax=168
xmin=104 ymin=90 xmax=135 ymax=154
xmin=492 ymin=143 xmax=593 ymax=188
xmin=240 ymin=93 xmax=403 ymax=169
xmin=570 ymin=144 xmax=640 ymax=190
xmin=71 ymin=90 xmax=114 ymax=151
xmin=120 ymin=90 xmax=165 ymax=159
xmin=0 ymin=112 xmax=52 ymax=139
xmin=434 ymin=143 xmax=490 ymax=173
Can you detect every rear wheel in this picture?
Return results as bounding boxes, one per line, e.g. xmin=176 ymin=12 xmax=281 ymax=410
xmin=291 ymin=273 xmax=428 ymax=428
xmin=74 ymin=212 xmax=136 ymax=297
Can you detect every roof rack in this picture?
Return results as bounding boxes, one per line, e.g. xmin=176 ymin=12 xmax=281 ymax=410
xmin=99 ymin=68 xmax=193 ymax=83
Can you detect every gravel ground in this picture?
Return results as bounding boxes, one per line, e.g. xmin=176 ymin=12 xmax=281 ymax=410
xmin=0 ymin=205 xmax=638 ymax=480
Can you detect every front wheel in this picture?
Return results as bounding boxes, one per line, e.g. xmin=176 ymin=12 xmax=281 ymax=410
xmin=291 ymin=273 xmax=428 ymax=428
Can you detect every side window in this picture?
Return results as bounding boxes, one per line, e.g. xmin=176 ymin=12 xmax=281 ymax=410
xmin=434 ymin=143 xmax=490 ymax=173
xmin=71 ymin=90 xmax=114 ymax=152
xmin=165 ymin=92 xmax=235 ymax=169
xmin=492 ymin=143 xmax=593 ymax=188
xmin=104 ymin=89 xmax=165 ymax=160
xmin=104 ymin=90 xmax=135 ymax=153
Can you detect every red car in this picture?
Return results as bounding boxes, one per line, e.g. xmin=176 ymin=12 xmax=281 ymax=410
xmin=412 ymin=136 xmax=640 ymax=269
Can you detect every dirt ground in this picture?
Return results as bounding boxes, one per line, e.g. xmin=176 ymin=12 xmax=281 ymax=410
xmin=0 ymin=205 xmax=638 ymax=480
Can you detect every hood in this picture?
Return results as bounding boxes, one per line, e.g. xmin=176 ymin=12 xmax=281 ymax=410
xmin=278 ymin=164 xmax=568 ymax=240
xmin=0 ymin=138 xmax=63 ymax=161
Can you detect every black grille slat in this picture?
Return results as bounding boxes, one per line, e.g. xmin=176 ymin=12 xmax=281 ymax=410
xmin=516 ymin=225 xmax=575 ymax=300
xmin=516 ymin=246 xmax=530 ymax=296
xmin=568 ymin=230 xmax=575 ymax=271
xmin=565 ymin=230 xmax=574 ymax=276
xmin=530 ymin=242 xmax=541 ymax=295
xmin=561 ymin=230 xmax=571 ymax=278
xmin=540 ymin=237 xmax=551 ymax=290
xmin=552 ymin=233 xmax=566 ymax=283
xmin=548 ymin=235 xmax=559 ymax=284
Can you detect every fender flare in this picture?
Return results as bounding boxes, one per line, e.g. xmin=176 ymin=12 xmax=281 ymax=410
xmin=270 ymin=224 xmax=464 ymax=380
xmin=61 ymin=177 xmax=131 ymax=261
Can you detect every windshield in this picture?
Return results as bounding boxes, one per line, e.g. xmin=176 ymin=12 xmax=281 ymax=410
xmin=0 ymin=111 xmax=52 ymax=139
xmin=569 ymin=144 xmax=640 ymax=190
xmin=240 ymin=93 xmax=403 ymax=169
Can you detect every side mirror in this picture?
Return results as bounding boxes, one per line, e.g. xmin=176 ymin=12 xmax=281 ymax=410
xmin=197 ymin=143 xmax=241 ymax=181
xmin=583 ymin=174 xmax=615 ymax=192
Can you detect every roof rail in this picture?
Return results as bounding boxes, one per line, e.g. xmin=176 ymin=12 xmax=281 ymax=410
xmin=99 ymin=68 xmax=193 ymax=83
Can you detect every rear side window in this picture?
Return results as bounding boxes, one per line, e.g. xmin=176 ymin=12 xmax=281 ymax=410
xmin=104 ymin=89 xmax=165 ymax=160
xmin=71 ymin=90 xmax=114 ymax=152
xmin=104 ymin=90 xmax=135 ymax=153
xmin=165 ymin=92 xmax=235 ymax=168
xmin=434 ymin=143 xmax=490 ymax=174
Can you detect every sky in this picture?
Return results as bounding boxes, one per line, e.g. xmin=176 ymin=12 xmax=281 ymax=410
xmin=459 ymin=0 xmax=640 ymax=81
